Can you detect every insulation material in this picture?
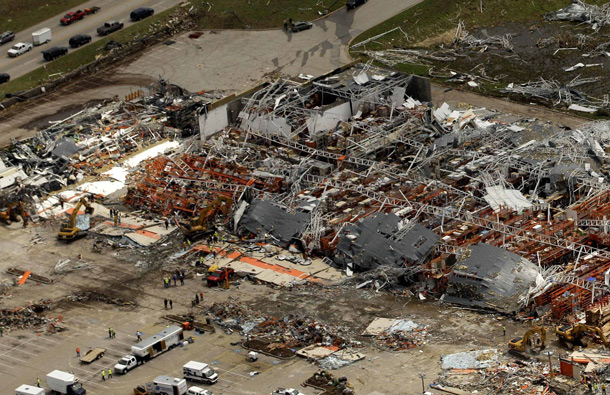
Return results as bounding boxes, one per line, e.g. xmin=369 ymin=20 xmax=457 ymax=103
xmin=199 ymin=104 xmax=229 ymax=140
xmin=443 ymin=243 xmax=539 ymax=313
xmin=306 ymin=101 xmax=352 ymax=133
xmin=483 ymin=185 xmax=532 ymax=212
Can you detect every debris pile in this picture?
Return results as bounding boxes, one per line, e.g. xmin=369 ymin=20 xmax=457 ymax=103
xmin=0 ymin=300 xmax=55 ymax=330
xmin=63 ymin=291 xmax=135 ymax=306
xmin=545 ymin=1 xmax=610 ymax=30
xmin=304 ymin=371 xmax=354 ymax=395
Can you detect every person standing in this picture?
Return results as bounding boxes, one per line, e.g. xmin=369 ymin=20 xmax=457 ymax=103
xmin=108 ymin=327 xmax=112 ymax=338
xmin=169 ymin=300 xmax=173 ymax=309
xmin=108 ymin=368 xmax=112 ymax=379
xmin=502 ymin=325 xmax=506 ymax=337
xmin=76 ymin=347 xmax=80 ymax=357
xmin=37 ymin=378 xmax=41 ymax=387
xmin=195 ymin=294 xmax=199 ymax=304
xmin=101 ymin=370 xmax=105 ymax=381
xmin=173 ymin=274 xmax=177 ymax=286
xmin=164 ymin=299 xmax=168 ymax=309
xmin=118 ymin=212 xmax=121 ymax=225
xmin=165 ymin=219 xmax=169 ymax=230
xmin=180 ymin=274 xmax=184 ymax=286
xmin=136 ymin=331 xmax=142 ymax=341
xmin=111 ymin=329 xmax=116 ymax=339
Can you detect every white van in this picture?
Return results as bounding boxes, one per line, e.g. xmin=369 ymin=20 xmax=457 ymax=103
xmin=186 ymin=387 xmax=213 ymax=395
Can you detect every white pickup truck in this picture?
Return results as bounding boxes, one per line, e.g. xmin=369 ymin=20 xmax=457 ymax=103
xmin=114 ymin=355 xmax=138 ymax=374
xmin=272 ymin=389 xmax=305 ymax=395
xmin=7 ymin=42 xmax=32 ymax=57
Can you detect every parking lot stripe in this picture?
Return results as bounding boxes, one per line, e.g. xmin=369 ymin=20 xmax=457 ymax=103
xmin=1 ymin=354 xmax=27 ymax=363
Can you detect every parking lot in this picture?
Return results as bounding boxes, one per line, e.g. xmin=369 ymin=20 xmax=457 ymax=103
xmin=2 ymin=300 xmax=321 ymax=394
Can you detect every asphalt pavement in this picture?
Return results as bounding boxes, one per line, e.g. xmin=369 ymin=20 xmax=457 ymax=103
xmin=0 ymin=0 xmax=184 ymax=80
xmin=125 ymin=0 xmax=422 ymax=93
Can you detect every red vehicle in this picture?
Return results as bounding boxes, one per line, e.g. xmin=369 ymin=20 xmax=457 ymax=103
xmin=207 ymin=268 xmax=235 ymax=287
xmin=60 ymin=10 xmax=86 ymax=25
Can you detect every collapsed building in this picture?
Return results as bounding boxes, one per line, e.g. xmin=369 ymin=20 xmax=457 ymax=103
xmin=6 ymin=63 xmax=610 ymax=318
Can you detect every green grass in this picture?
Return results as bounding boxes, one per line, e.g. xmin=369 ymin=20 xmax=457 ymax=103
xmin=0 ymin=0 xmax=89 ymax=33
xmin=0 ymin=0 xmax=344 ymax=98
xmin=351 ymin=0 xmax=609 ymax=51
xmin=191 ymin=0 xmax=343 ymax=29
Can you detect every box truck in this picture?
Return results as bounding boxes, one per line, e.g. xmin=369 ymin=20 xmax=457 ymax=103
xmin=32 ymin=28 xmax=51 ymax=45
xmin=131 ymin=325 xmax=183 ymax=363
xmin=153 ymin=375 xmax=187 ymax=395
xmin=183 ymin=361 xmax=218 ymax=384
xmin=46 ymin=370 xmax=86 ymax=395
xmin=15 ymin=385 xmax=45 ymax=395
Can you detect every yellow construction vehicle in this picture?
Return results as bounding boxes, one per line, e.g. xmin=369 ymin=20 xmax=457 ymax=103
xmin=0 ymin=200 xmax=27 ymax=226
xmin=508 ymin=325 xmax=546 ymax=354
xmin=58 ymin=198 xmax=94 ymax=240
xmin=180 ymin=196 xmax=233 ymax=240
xmin=555 ymin=323 xmax=610 ymax=350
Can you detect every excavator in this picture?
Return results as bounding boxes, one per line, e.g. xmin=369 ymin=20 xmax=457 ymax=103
xmin=508 ymin=326 xmax=546 ymax=355
xmin=0 ymin=200 xmax=27 ymax=226
xmin=180 ymin=196 xmax=233 ymax=240
xmin=555 ymin=323 xmax=610 ymax=350
xmin=58 ymin=197 xmax=94 ymax=240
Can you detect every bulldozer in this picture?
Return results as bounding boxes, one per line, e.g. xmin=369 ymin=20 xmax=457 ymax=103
xmin=555 ymin=323 xmax=610 ymax=350
xmin=0 ymin=200 xmax=27 ymax=226
xmin=58 ymin=197 xmax=94 ymax=240
xmin=180 ymin=196 xmax=233 ymax=240
xmin=508 ymin=325 xmax=546 ymax=355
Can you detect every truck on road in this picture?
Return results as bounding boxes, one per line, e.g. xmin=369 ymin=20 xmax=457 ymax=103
xmin=131 ymin=325 xmax=184 ymax=362
xmin=154 ymin=376 xmax=187 ymax=395
xmin=97 ymin=22 xmax=124 ymax=36
xmin=183 ymin=361 xmax=218 ymax=384
xmin=46 ymin=370 xmax=86 ymax=395
xmin=32 ymin=28 xmax=51 ymax=46
xmin=60 ymin=10 xmax=86 ymax=25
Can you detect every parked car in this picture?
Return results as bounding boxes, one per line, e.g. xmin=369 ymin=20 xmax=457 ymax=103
xmin=291 ymin=21 xmax=313 ymax=32
xmin=60 ymin=10 xmax=86 ymax=25
xmin=0 ymin=73 xmax=9 ymax=84
xmin=7 ymin=42 xmax=33 ymax=57
xmin=97 ymin=21 xmax=124 ymax=36
xmin=130 ymin=7 xmax=154 ymax=21
xmin=346 ymin=0 xmax=367 ymax=9
xmin=187 ymin=387 xmax=213 ymax=395
xmin=42 ymin=46 xmax=68 ymax=61
xmin=0 ymin=31 xmax=15 ymax=45
xmin=69 ymin=34 xmax=91 ymax=48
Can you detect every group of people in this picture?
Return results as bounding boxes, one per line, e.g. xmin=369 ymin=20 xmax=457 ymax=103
xmin=108 ymin=327 xmax=116 ymax=338
xmin=164 ymin=298 xmax=174 ymax=309
xmin=191 ymin=292 xmax=204 ymax=307
xmin=283 ymin=18 xmax=294 ymax=31
xmin=109 ymin=208 xmax=121 ymax=226
xmin=583 ymin=374 xmax=607 ymax=394
xmin=101 ymin=368 xmax=112 ymax=381
xmin=163 ymin=269 xmax=186 ymax=288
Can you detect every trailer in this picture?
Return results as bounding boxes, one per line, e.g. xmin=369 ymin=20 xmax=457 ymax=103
xmin=131 ymin=325 xmax=183 ymax=363
xmin=80 ymin=347 xmax=105 ymax=364
xmin=32 ymin=28 xmax=51 ymax=46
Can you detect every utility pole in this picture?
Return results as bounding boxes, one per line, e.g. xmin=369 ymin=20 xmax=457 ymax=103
xmin=418 ymin=373 xmax=426 ymax=393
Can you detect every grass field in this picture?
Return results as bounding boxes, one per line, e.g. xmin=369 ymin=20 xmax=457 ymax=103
xmin=0 ymin=0 xmax=89 ymax=33
xmin=193 ymin=0 xmax=343 ymax=29
xmin=0 ymin=0 xmax=343 ymax=98
xmin=350 ymin=0 xmax=609 ymax=51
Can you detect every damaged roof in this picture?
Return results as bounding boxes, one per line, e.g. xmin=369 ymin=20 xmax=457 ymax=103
xmin=334 ymin=213 xmax=439 ymax=270
xmin=443 ymin=243 xmax=539 ymax=314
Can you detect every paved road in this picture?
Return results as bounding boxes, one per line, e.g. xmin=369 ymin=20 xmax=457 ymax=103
xmin=126 ymin=0 xmax=421 ymax=92
xmin=0 ymin=0 xmax=183 ymax=80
